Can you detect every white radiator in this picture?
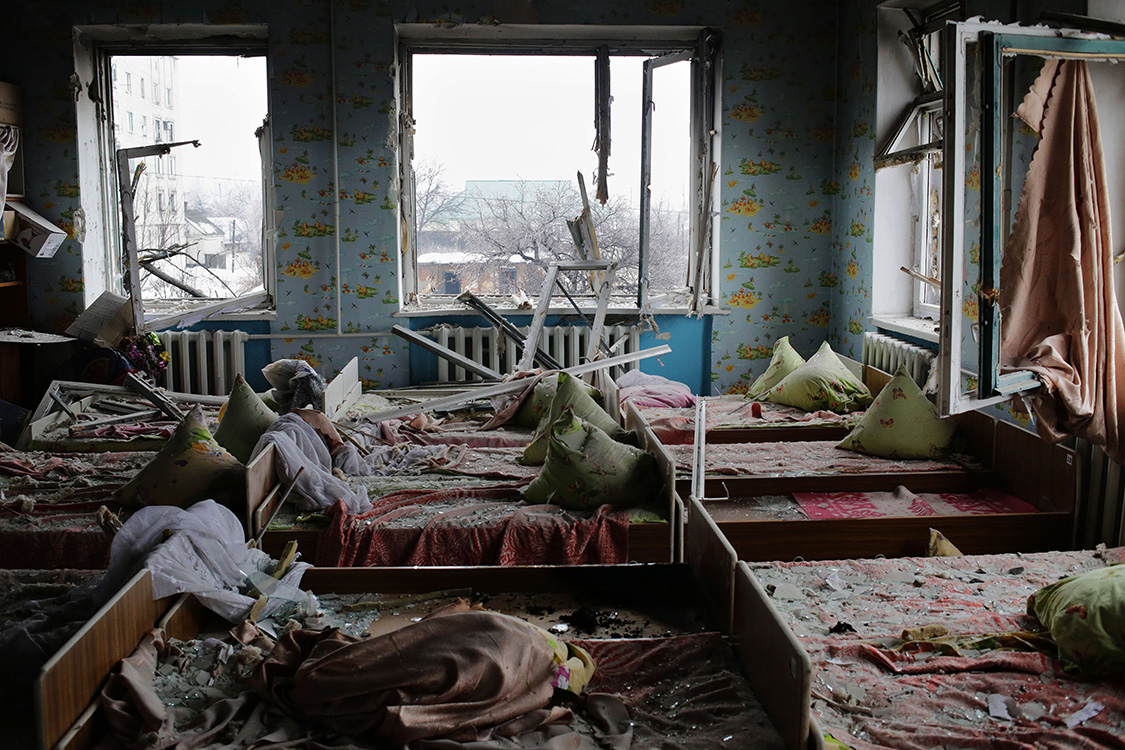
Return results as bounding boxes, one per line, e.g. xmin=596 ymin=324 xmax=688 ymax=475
xmin=862 ymin=331 xmax=936 ymax=385
xmin=430 ymin=325 xmax=643 ymax=383
xmin=157 ymin=330 xmax=249 ymax=396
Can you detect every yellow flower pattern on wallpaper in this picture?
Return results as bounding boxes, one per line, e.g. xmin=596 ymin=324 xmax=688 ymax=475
xmin=19 ymin=0 xmax=889 ymax=402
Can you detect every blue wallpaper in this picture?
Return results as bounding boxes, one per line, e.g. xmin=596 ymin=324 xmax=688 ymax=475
xmin=829 ymin=0 xmax=877 ymax=364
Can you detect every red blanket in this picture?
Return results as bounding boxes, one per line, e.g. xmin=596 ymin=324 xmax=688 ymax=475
xmin=316 ymin=488 xmax=631 ymax=567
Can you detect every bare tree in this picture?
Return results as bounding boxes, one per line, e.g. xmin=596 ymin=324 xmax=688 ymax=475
xmin=413 ymin=169 xmax=691 ymax=300
xmin=415 ymin=159 xmax=465 ymax=234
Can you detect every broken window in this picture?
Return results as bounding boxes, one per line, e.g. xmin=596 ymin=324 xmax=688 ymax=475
xmin=96 ymin=48 xmax=271 ymax=328
xmin=936 ymin=19 xmax=1125 ymax=415
xmin=396 ymin=25 xmax=719 ymax=314
xmin=873 ymin=1 xmax=962 ymax=329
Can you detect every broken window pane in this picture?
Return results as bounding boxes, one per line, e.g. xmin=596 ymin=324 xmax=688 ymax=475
xmin=109 ymin=54 xmax=267 ymax=303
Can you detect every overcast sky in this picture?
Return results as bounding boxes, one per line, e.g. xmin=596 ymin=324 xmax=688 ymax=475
xmin=168 ymin=52 xmax=688 ymax=211
xmin=176 ymin=56 xmax=268 ymax=188
xmin=412 ymin=53 xmax=690 ymax=211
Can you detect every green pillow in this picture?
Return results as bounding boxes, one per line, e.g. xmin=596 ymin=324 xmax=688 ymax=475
xmin=836 ymin=365 xmax=953 ymax=458
xmin=747 ymin=336 xmax=805 ymax=399
xmin=520 ymin=372 xmax=629 ymax=466
xmin=764 ymin=341 xmax=872 ymax=413
xmin=114 ymin=404 xmax=246 ymax=510
xmin=1028 ymin=565 xmax=1125 ymax=676
xmin=214 ymin=373 xmax=280 ymax=464
xmin=523 ymin=411 xmax=662 ymax=511
xmin=512 ymin=373 xmax=604 ymax=428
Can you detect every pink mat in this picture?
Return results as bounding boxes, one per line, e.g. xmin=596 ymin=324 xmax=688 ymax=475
xmin=794 ymin=487 xmax=1040 ymax=520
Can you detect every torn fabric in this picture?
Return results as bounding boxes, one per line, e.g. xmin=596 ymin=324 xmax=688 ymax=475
xmin=999 ymin=59 xmax=1125 ymax=463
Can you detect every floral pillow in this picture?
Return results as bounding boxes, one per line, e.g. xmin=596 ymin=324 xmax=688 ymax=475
xmin=747 ymin=336 xmax=805 ymax=399
xmin=520 ymin=372 xmax=629 ymax=466
xmin=523 ymin=411 xmax=662 ymax=511
xmin=214 ymin=373 xmax=280 ymax=464
xmin=512 ymin=373 xmax=604 ymax=428
xmin=836 ymin=365 xmax=953 ymax=458
xmin=1028 ymin=565 xmax=1125 ymax=676
xmin=115 ymin=404 xmax=246 ymax=510
xmin=763 ymin=341 xmax=872 ymax=413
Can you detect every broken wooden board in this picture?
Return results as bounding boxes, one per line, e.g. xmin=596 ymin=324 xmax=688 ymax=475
xmin=364 ymin=344 xmax=671 ymax=423
xmin=323 ymin=357 xmax=362 ymax=421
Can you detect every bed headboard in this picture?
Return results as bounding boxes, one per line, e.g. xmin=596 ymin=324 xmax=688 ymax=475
xmin=35 ymin=570 xmax=208 ymax=750
xmin=685 ymin=496 xmax=737 ymax=633
xmin=244 ymin=442 xmax=283 ymax=542
xmin=732 ymin=561 xmax=817 ymax=750
xmin=322 ymin=357 xmax=362 ymax=421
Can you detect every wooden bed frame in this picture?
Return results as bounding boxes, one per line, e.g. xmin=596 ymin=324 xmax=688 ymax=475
xmin=685 ymin=367 xmax=1079 ymax=561
xmin=245 ymin=399 xmax=684 ymax=565
xmin=35 ymin=497 xmax=814 ymax=750
xmin=18 ymin=380 xmax=226 ymax=453
xmin=735 ymin=546 xmax=1125 ymax=750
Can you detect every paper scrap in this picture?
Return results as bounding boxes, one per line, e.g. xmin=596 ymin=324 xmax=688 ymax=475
xmin=987 ymin=693 xmax=1012 ymax=720
xmin=1066 ymin=701 xmax=1104 ymax=729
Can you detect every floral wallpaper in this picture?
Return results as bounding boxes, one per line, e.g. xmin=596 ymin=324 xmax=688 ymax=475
xmin=3 ymin=0 xmax=884 ymax=393
xmin=710 ymin=0 xmax=843 ymax=395
xmin=828 ymin=0 xmax=877 ymax=367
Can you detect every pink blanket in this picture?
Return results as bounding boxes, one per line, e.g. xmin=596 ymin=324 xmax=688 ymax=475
xmin=316 ymin=490 xmax=631 ymax=567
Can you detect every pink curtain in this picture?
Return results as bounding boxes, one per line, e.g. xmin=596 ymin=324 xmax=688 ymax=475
xmin=1000 ymin=59 xmax=1125 ymax=463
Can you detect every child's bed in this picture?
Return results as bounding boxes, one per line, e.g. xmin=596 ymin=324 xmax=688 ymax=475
xmin=35 ymin=498 xmax=795 ymax=750
xmin=0 ymin=449 xmax=154 ymax=569
xmin=674 ymin=368 xmax=1078 ymax=561
xmin=635 ymin=395 xmax=860 ymax=446
xmin=737 ymin=547 xmax=1125 ymax=750
xmin=248 ymin=401 xmax=681 ymax=565
xmin=19 ymin=380 xmax=225 ymax=453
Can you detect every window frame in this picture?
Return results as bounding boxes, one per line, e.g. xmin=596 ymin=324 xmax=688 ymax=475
xmin=74 ymin=25 xmax=274 ymax=330
xmin=394 ymin=24 xmax=720 ymax=315
xmin=936 ymin=20 xmax=1125 ymax=415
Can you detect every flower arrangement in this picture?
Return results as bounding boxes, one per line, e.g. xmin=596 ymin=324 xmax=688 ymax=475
xmin=118 ymin=332 xmax=170 ymax=379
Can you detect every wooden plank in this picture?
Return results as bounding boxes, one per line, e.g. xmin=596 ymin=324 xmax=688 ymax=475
xmin=245 ymin=443 xmax=277 ymax=540
xmin=517 ymin=265 xmax=560 ymax=373
xmin=992 ymin=418 xmax=1078 ymax=514
xmin=732 ymin=561 xmax=811 ymax=750
xmin=322 ymin=356 xmax=360 ymax=420
xmin=392 ymin=325 xmax=502 ymax=381
xmin=687 ymin=496 xmax=737 ymax=634
xmin=717 ymin=512 xmax=1072 ymax=563
xmin=679 ymin=468 xmax=995 ymax=499
xmin=861 ymin=363 xmax=893 ymax=396
xmin=36 ymin=569 xmax=174 ymax=750
xmin=583 ymin=263 xmax=616 ymax=363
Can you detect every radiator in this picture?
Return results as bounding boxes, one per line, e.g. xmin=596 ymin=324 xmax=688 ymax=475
xmin=1076 ymin=439 xmax=1125 ymax=547
xmin=157 ymin=330 xmax=249 ymax=396
xmin=430 ymin=325 xmax=643 ymax=383
xmin=862 ymin=331 xmax=936 ymax=385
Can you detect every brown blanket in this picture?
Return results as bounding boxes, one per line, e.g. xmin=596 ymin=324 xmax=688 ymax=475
xmin=252 ymin=609 xmax=569 ymax=744
xmin=1000 ymin=59 xmax=1125 ymax=463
